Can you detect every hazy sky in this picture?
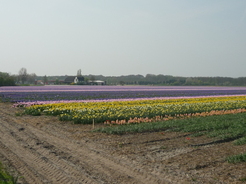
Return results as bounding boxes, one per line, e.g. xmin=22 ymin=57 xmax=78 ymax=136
xmin=1 ymin=1 xmax=246 ymax=77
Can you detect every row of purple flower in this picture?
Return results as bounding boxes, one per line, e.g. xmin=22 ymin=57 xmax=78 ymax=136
xmin=1 ymin=86 xmax=246 ymax=103
xmin=2 ymin=85 xmax=246 ymax=92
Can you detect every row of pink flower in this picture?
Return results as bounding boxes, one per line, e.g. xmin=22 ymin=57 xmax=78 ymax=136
xmin=2 ymin=85 xmax=246 ymax=92
xmin=13 ymin=94 xmax=246 ymax=107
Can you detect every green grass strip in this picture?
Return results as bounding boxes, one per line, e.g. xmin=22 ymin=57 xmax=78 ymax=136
xmin=233 ymin=137 xmax=246 ymax=145
xmin=226 ymin=153 xmax=246 ymax=163
xmin=0 ymin=162 xmax=18 ymax=184
xmin=94 ymin=113 xmax=246 ymax=143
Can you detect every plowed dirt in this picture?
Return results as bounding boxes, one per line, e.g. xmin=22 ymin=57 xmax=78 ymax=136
xmin=0 ymin=103 xmax=246 ymax=184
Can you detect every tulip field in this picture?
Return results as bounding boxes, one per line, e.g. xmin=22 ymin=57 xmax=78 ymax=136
xmin=1 ymin=85 xmax=246 ymax=125
xmin=19 ymin=87 xmax=246 ymax=151
xmin=2 ymin=85 xmax=246 ymax=183
xmin=24 ymin=95 xmax=246 ymax=124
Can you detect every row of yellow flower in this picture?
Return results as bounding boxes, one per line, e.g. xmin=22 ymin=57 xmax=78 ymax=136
xmin=24 ymin=96 xmax=246 ymax=124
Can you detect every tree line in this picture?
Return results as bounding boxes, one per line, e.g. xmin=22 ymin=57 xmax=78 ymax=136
xmin=0 ymin=68 xmax=36 ymax=86
xmin=39 ymin=74 xmax=246 ymax=86
xmin=1 ymin=68 xmax=246 ymax=86
xmin=0 ymin=72 xmax=15 ymax=86
xmin=93 ymin=74 xmax=246 ymax=86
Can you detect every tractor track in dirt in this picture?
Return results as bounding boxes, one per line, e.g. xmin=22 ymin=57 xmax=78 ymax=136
xmin=0 ymin=104 xmax=169 ymax=184
xmin=1 ymin=103 xmax=246 ymax=184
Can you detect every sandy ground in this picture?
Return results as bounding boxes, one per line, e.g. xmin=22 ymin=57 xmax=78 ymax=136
xmin=0 ymin=102 xmax=246 ymax=184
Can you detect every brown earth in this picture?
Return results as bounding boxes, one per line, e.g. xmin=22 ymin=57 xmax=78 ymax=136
xmin=0 ymin=102 xmax=246 ymax=184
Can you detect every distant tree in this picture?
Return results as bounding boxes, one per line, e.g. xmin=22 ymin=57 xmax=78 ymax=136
xmin=43 ymin=75 xmax=48 ymax=85
xmin=84 ymin=77 xmax=89 ymax=84
xmin=27 ymin=73 xmax=37 ymax=84
xmin=0 ymin=72 xmax=15 ymax=86
xmin=77 ymin=69 xmax=82 ymax=76
xmin=18 ymin=68 xmax=28 ymax=84
xmin=55 ymin=78 xmax=60 ymax=85
xmin=89 ymin=75 xmax=95 ymax=82
xmin=119 ymin=81 xmax=125 ymax=86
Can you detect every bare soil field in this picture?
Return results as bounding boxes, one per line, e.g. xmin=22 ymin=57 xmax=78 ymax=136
xmin=0 ymin=102 xmax=246 ymax=184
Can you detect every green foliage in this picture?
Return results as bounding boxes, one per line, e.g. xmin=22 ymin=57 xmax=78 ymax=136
xmin=233 ymin=137 xmax=246 ymax=145
xmin=94 ymin=122 xmax=170 ymax=135
xmin=59 ymin=113 xmax=73 ymax=121
xmin=239 ymin=177 xmax=246 ymax=182
xmin=24 ymin=108 xmax=41 ymax=116
xmin=0 ymin=162 xmax=18 ymax=184
xmin=17 ymin=84 xmax=30 ymax=86
xmin=76 ymin=81 xmax=86 ymax=85
xmin=43 ymin=75 xmax=48 ymax=85
xmin=0 ymin=72 xmax=15 ymax=86
xmin=35 ymin=74 xmax=246 ymax=86
xmin=94 ymin=113 xmax=246 ymax=143
xmin=94 ymin=112 xmax=246 ymax=165
xmin=81 ymin=74 xmax=246 ymax=86
xmin=226 ymin=153 xmax=246 ymax=163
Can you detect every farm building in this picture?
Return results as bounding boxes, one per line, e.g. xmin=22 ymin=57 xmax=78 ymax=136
xmin=88 ymin=80 xmax=106 ymax=85
xmin=64 ymin=76 xmax=84 ymax=84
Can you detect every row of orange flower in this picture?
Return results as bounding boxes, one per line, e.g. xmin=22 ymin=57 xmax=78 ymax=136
xmin=104 ymin=108 xmax=246 ymax=125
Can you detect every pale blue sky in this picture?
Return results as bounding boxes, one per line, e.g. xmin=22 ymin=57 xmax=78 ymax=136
xmin=1 ymin=0 xmax=246 ymax=77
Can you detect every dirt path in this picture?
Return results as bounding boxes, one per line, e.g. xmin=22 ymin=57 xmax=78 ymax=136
xmin=0 ymin=103 xmax=246 ymax=184
xmin=0 ymin=103 xmax=170 ymax=184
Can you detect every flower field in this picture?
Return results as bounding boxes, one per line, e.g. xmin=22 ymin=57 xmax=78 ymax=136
xmin=2 ymin=85 xmax=246 ymax=182
xmin=1 ymin=85 xmax=246 ymax=104
xmin=24 ymin=95 xmax=246 ymax=124
xmin=2 ymin=85 xmax=246 ymax=124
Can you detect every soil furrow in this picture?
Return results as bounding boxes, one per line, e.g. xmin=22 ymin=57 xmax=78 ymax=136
xmin=0 ymin=116 xmax=98 ymax=184
xmin=0 ymin=141 xmax=44 ymax=184
xmin=2 ymin=103 xmax=244 ymax=183
xmin=0 ymin=104 xmax=167 ymax=184
xmin=0 ymin=127 xmax=88 ymax=184
xmin=24 ymin=122 xmax=164 ymax=183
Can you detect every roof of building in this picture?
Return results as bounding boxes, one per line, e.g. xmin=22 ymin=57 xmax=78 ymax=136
xmin=64 ymin=76 xmax=84 ymax=83
xmin=64 ymin=76 xmax=75 ymax=83
xmin=76 ymin=76 xmax=84 ymax=81
xmin=88 ymin=80 xmax=105 ymax=83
